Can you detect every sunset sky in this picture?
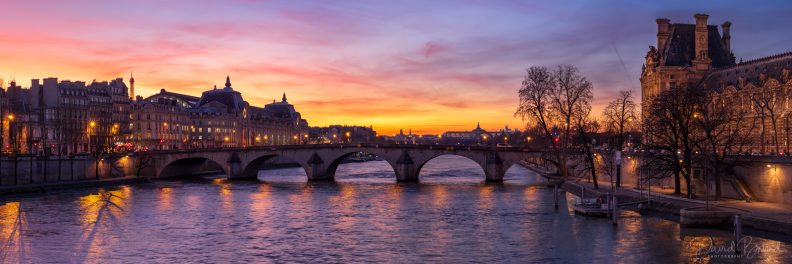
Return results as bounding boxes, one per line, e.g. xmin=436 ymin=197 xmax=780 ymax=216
xmin=1 ymin=0 xmax=791 ymax=135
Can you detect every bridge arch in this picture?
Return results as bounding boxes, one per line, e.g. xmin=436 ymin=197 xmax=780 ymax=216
xmin=416 ymin=154 xmax=487 ymax=181
xmin=501 ymin=162 xmax=544 ymax=183
xmin=325 ymin=150 xmax=397 ymax=181
xmin=242 ymin=154 xmax=309 ymax=180
xmin=159 ymin=156 xmax=229 ymax=178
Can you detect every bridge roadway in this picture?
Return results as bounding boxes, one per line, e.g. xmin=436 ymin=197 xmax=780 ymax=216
xmin=133 ymin=144 xmax=545 ymax=182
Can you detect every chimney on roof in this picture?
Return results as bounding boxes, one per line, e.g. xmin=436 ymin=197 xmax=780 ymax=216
xmin=656 ymin=18 xmax=671 ymax=57
xmin=721 ymin=21 xmax=732 ymax=54
xmin=693 ymin=13 xmax=711 ymax=71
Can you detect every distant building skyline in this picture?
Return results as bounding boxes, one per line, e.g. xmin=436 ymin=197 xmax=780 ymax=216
xmin=1 ymin=1 xmax=791 ymax=134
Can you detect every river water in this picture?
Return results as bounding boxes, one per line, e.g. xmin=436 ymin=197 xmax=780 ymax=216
xmin=1 ymin=155 xmax=791 ymax=263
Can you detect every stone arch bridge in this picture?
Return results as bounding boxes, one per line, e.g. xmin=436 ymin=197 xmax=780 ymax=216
xmin=132 ymin=144 xmax=546 ymax=182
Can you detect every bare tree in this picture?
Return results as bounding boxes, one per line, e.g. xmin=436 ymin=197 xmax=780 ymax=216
xmin=693 ymin=87 xmax=755 ymax=200
xmin=602 ymin=90 xmax=638 ymax=187
xmin=750 ymin=83 xmax=782 ymax=154
xmin=135 ymin=152 xmax=155 ymax=178
xmin=574 ymin=100 xmax=600 ymax=188
xmin=643 ymin=85 xmax=703 ymax=197
xmin=516 ymin=65 xmax=593 ymax=179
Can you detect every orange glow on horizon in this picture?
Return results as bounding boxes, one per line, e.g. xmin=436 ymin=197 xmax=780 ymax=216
xmin=0 ymin=1 xmax=636 ymax=135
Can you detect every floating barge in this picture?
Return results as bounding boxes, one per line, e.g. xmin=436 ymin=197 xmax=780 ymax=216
xmin=573 ymin=198 xmax=611 ymax=217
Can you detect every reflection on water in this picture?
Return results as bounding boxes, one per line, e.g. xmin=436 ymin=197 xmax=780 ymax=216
xmin=0 ymin=156 xmax=791 ymax=262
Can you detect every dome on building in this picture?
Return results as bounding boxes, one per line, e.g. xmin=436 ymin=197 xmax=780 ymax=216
xmin=197 ymin=76 xmax=247 ymax=112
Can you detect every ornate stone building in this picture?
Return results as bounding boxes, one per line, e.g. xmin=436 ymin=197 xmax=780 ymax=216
xmin=0 ymin=75 xmax=309 ymax=154
xmin=641 ymin=13 xmax=792 ymax=154
xmin=129 ymin=76 xmax=309 ymax=150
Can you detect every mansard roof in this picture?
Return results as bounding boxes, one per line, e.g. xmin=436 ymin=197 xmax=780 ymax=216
xmin=662 ymin=24 xmax=735 ymax=68
xmin=145 ymin=89 xmax=200 ymax=107
xmin=263 ymin=100 xmax=301 ymax=119
xmin=703 ymin=52 xmax=792 ymax=90
xmin=197 ymin=80 xmax=248 ymax=113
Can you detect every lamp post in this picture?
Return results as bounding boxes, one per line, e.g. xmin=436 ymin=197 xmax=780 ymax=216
xmin=89 ymin=121 xmax=98 ymax=179
xmin=162 ymin=122 xmax=168 ymax=150
xmin=88 ymin=121 xmax=95 ymax=154
xmin=785 ymin=113 xmax=792 ymax=155
xmin=1 ymin=114 xmax=13 ymax=185
xmin=345 ymin=131 xmax=351 ymax=144
xmin=8 ymin=114 xmax=14 ymax=151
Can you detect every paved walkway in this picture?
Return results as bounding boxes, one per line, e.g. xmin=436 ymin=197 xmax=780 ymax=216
xmin=564 ymin=179 xmax=792 ymax=235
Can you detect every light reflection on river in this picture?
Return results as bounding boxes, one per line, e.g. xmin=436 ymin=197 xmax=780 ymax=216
xmin=1 ymin=155 xmax=791 ymax=263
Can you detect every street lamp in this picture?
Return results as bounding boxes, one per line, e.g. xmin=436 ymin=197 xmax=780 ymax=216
xmin=345 ymin=131 xmax=351 ymax=143
xmin=88 ymin=121 xmax=96 ymax=153
xmin=7 ymin=115 xmax=14 ymax=155
xmin=88 ymin=121 xmax=98 ymax=179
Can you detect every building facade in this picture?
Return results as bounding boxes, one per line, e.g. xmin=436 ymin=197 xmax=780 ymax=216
xmin=440 ymin=123 xmax=492 ymax=145
xmin=20 ymin=78 xmax=125 ymax=155
xmin=0 ymin=75 xmax=310 ymax=155
xmin=129 ymin=76 xmax=309 ymax=150
xmin=641 ymin=13 xmax=792 ymax=154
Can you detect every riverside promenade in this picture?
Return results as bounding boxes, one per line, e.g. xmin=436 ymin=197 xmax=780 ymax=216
xmin=562 ymin=180 xmax=792 ymax=236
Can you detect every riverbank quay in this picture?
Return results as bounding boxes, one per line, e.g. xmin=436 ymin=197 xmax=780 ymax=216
xmin=562 ymin=180 xmax=792 ymax=236
xmin=0 ymin=176 xmax=146 ymax=196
